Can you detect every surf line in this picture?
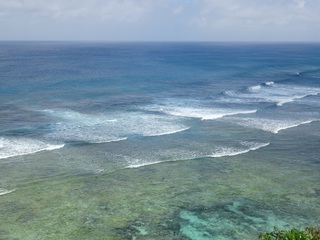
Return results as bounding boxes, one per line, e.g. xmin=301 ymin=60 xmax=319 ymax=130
xmin=126 ymin=143 xmax=270 ymax=169
xmin=0 ymin=189 xmax=16 ymax=196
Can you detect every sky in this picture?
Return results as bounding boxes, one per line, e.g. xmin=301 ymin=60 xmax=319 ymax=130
xmin=0 ymin=0 xmax=319 ymax=42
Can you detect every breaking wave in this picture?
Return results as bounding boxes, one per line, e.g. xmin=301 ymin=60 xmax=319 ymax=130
xmin=143 ymin=103 xmax=257 ymax=120
xmin=0 ymin=137 xmax=64 ymax=159
xmin=227 ymin=117 xmax=318 ymax=134
xmin=43 ymin=109 xmax=189 ymax=143
xmin=211 ymin=142 xmax=270 ymax=158
xmin=126 ymin=142 xmax=270 ymax=168
xmin=223 ymin=82 xmax=320 ymax=107
xmin=0 ymin=188 xmax=16 ymax=196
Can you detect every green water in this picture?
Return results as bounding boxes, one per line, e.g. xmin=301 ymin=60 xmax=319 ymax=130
xmin=0 ymin=123 xmax=319 ymax=240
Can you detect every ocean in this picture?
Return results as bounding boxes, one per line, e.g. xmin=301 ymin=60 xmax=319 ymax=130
xmin=0 ymin=42 xmax=319 ymax=239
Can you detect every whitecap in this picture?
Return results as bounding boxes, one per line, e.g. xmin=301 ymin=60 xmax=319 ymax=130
xmin=228 ymin=117 xmax=318 ymax=134
xmin=248 ymin=85 xmax=262 ymax=91
xmin=265 ymin=81 xmax=274 ymax=86
xmin=147 ymin=127 xmax=191 ymax=136
xmin=220 ymin=83 xmax=320 ymax=107
xmin=0 ymin=188 xmax=15 ymax=196
xmin=43 ymin=109 xmax=189 ymax=143
xmin=126 ymin=161 xmax=163 ymax=169
xmin=275 ymin=91 xmax=319 ymax=106
xmin=0 ymin=137 xmax=64 ymax=159
xmin=210 ymin=142 xmax=270 ymax=158
xmin=144 ymin=105 xmax=257 ymax=120
xmin=126 ymin=142 xmax=270 ymax=168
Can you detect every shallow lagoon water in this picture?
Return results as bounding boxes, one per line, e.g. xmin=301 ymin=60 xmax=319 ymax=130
xmin=1 ymin=123 xmax=320 ymax=239
xmin=0 ymin=42 xmax=320 ymax=239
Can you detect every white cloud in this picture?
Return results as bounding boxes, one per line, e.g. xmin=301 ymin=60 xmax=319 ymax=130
xmin=189 ymin=0 xmax=320 ymax=29
xmin=0 ymin=0 xmax=319 ymax=41
xmin=0 ymin=0 xmax=154 ymax=23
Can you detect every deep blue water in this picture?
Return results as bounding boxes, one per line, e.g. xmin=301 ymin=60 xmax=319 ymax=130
xmin=0 ymin=42 xmax=320 ymax=239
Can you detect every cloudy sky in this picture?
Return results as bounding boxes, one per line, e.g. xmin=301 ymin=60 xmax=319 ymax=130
xmin=0 ymin=0 xmax=319 ymax=41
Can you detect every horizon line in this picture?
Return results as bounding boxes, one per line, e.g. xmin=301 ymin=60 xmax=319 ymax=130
xmin=0 ymin=40 xmax=320 ymax=44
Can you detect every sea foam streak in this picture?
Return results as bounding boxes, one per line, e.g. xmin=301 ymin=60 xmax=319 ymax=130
xmin=265 ymin=81 xmax=274 ymax=86
xmin=162 ymin=107 xmax=257 ymax=120
xmin=144 ymin=104 xmax=257 ymax=120
xmin=0 ymin=137 xmax=64 ymax=159
xmin=0 ymin=188 xmax=15 ymax=196
xmin=211 ymin=142 xmax=270 ymax=158
xmin=126 ymin=142 xmax=270 ymax=168
xmin=43 ymin=109 xmax=189 ymax=143
xmin=248 ymin=85 xmax=262 ymax=91
xmin=126 ymin=161 xmax=163 ymax=169
xmin=224 ymin=83 xmax=320 ymax=106
xmin=228 ymin=117 xmax=318 ymax=134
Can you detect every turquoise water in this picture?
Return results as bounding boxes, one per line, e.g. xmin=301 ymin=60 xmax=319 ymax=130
xmin=0 ymin=42 xmax=319 ymax=239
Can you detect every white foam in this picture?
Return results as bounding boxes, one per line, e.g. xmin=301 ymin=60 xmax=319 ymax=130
xmin=223 ymin=83 xmax=320 ymax=106
xmin=126 ymin=142 xmax=270 ymax=168
xmin=145 ymin=105 xmax=257 ymax=120
xmin=0 ymin=188 xmax=15 ymax=196
xmin=0 ymin=137 xmax=64 ymax=159
xmin=265 ymin=81 xmax=274 ymax=86
xmin=229 ymin=117 xmax=318 ymax=133
xmin=126 ymin=161 xmax=163 ymax=169
xmin=248 ymin=85 xmax=262 ymax=91
xmin=43 ymin=109 xmax=189 ymax=143
xmin=210 ymin=142 xmax=270 ymax=158
xmin=147 ymin=127 xmax=191 ymax=136
xmin=272 ymin=120 xmax=315 ymax=133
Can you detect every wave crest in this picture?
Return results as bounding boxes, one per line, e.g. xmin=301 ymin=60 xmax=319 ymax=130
xmin=144 ymin=104 xmax=257 ymax=120
xmin=43 ymin=109 xmax=189 ymax=143
xmin=0 ymin=188 xmax=16 ymax=196
xmin=228 ymin=117 xmax=319 ymax=134
xmin=0 ymin=137 xmax=64 ymax=159
xmin=221 ymin=83 xmax=320 ymax=106
xmin=211 ymin=142 xmax=270 ymax=158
